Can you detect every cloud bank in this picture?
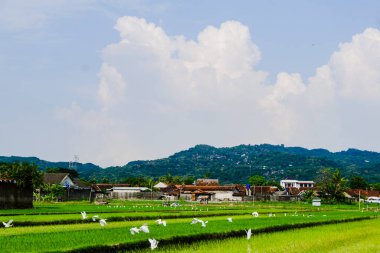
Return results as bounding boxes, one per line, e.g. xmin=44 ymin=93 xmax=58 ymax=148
xmin=58 ymin=17 xmax=380 ymax=166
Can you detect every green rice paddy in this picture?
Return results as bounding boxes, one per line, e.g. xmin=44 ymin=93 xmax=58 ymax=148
xmin=0 ymin=200 xmax=378 ymax=252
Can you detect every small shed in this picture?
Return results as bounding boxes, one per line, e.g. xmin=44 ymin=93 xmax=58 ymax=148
xmin=312 ymin=198 xmax=321 ymax=206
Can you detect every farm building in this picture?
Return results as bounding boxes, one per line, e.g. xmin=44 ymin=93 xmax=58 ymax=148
xmin=42 ymin=173 xmax=93 ymax=201
xmin=244 ymin=186 xmax=279 ymax=201
xmin=92 ymin=184 xmax=163 ymax=200
xmin=0 ymin=178 xmax=33 ymax=209
xmin=345 ymin=189 xmax=380 ymax=198
xmin=179 ymin=184 xmax=246 ymax=202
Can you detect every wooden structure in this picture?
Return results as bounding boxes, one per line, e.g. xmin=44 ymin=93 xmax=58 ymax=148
xmin=0 ymin=179 xmax=33 ymax=209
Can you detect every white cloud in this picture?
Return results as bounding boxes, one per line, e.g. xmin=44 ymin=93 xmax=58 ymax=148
xmin=58 ymin=17 xmax=380 ymax=166
xmin=97 ymin=63 xmax=127 ymax=110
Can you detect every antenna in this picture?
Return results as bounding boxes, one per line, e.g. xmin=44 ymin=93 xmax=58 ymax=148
xmin=69 ymin=155 xmax=79 ymax=170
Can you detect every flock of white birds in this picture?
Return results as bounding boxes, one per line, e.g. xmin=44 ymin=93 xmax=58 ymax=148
xmin=1 ymin=206 xmax=334 ymax=251
xmin=76 ymin=209 xmax=265 ymax=250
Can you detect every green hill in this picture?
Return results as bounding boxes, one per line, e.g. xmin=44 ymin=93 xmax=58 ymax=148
xmin=1 ymin=144 xmax=380 ymax=184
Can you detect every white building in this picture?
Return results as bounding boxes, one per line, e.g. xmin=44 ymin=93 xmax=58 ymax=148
xmin=280 ymin=180 xmax=315 ymax=189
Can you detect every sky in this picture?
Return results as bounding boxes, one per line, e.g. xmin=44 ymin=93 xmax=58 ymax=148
xmin=1 ymin=0 xmax=380 ymax=167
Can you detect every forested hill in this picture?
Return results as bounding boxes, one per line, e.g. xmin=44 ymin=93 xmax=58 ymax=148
xmin=1 ymin=144 xmax=380 ymax=184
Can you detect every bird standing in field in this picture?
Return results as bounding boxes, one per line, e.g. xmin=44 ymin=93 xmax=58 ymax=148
xmin=92 ymin=215 xmax=99 ymax=222
xmin=99 ymin=219 xmax=107 ymax=227
xmin=2 ymin=220 xmax=13 ymax=228
xmin=200 ymin=220 xmax=208 ymax=228
xmin=148 ymin=238 xmax=159 ymax=250
xmin=252 ymin=211 xmax=259 ymax=217
xmin=227 ymin=217 xmax=233 ymax=222
xmin=155 ymin=219 xmax=167 ymax=226
xmin=81 ymin=211 xmax=87 ymax=219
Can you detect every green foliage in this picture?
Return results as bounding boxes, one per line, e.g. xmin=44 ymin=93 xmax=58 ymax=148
xmin=349 ymin=176 xmax=369 ymax=189
xmin=301 ymin=189 xmax=316 ymax=202
xmin=46 ymin=167 xmax=79 ymax=178
xmin=121 ymin=177 xmax=152 ymax=187
xmin=370 ymin=183 xmax=380 ymax=191
xmin=316 ymin=168 xmax=348 ymax=202
xmin=0 ymin=162 xmax=43 ymax=190
xmin=41 ymin=183 xmax=65 ymax=202
xmin=248 ymin=175 xmax=267 ymax=186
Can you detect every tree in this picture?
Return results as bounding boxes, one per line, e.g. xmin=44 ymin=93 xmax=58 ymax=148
xmin=0 ymin=162 xmax=43 ymax=190
xmin=248 ymin=175 xmax=267 ymax=186
xmin=349 ymin=176 xmax=369 ymax=189
xmin=370 ymin=183 xmax=380 ymax=191
xmin=41 ymin=183 xmax=65 ymax=202
xmin=46 ymin=167 xmax=79 ymax=178
xmin=183 ymin=175 xmax=195 ymax=185
xmin=159 ymin=173 xmax=174 ymax=184
xmin=316 ymin=168 xmax=348 ymax=202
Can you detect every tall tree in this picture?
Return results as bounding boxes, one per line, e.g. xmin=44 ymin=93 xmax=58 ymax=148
xmin=316 ymin=168 xmax=347 ymax=202
xmin=349 ymin=176 xmax=369 ymax=189
xmin=0 ymin=162 xmax=43 ymax=190
xmin=248 ymin=175 xmax=267 ymax=186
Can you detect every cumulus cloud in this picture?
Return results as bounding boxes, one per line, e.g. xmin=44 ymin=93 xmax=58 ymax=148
xmin=97 ymin=63 xmax=127 ymax=110
xmin=58 ymin=17 xmax=380 ymax=166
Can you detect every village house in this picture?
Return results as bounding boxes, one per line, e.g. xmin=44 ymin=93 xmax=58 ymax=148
xmin=42 ymin=173 xmax=93 ymax=201
xmin=179 ymin=184 xmax=246 ymax=202
xmin=245 ymin=186 xmax=279 ymax=201
xmin=280 ymin=179 xmax=315 ymax=189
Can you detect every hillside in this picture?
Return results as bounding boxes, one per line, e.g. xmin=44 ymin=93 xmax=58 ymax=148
xmin=1 ymin=144 xmax=380 ymax=184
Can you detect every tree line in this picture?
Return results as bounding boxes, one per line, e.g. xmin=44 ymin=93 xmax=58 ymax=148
xmin=1 ymin=162 xmax=379 ymax=203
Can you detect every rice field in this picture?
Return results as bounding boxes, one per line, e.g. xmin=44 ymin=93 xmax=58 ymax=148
xmin=0 ymin=200 xmax=378 ymax=252
xmin=143 ymin=217 xmax=380 ymax=253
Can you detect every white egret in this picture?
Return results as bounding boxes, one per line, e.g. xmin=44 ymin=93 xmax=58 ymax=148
xmin=245 ymin=228 xmax=252 ymax=240
xmin=92 ymin=215 xmax=99 ymax=222
xmin=227 ymin=217 xmax=233 ymax=222
xmin=155 ymin=219 xmax=167 ymax=227
xmin=191 ymin=218 xmax=201 ymax=224
xmin=148 ymin=238 xmax=158 ymax=250
xmin=200 ymin=220 xmax=208 ymax=228
xmin=252 ymin=212 xmax=259 ymax=217
xmin=99 ymin=219 xmax=107 ymax=227
xmin=130 ymin=227 xmax=140 ymax=235
xmin=139 ymin=224 xmax=150 ymax=233
xmin=81 ymin=211 xmax=87 ymax=219
xmin=269 ymin=213 xmax=273 ymax=217
xmin=3 ymin=220 xmax=13 ymax=228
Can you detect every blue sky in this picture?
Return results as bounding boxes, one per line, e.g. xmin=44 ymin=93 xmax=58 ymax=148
xmin=1 ymin=1 xmax=380 ymax=166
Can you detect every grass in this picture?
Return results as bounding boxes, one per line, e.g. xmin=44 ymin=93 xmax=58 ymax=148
xmin=143 ymin=217 xmax=380 ymax=253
